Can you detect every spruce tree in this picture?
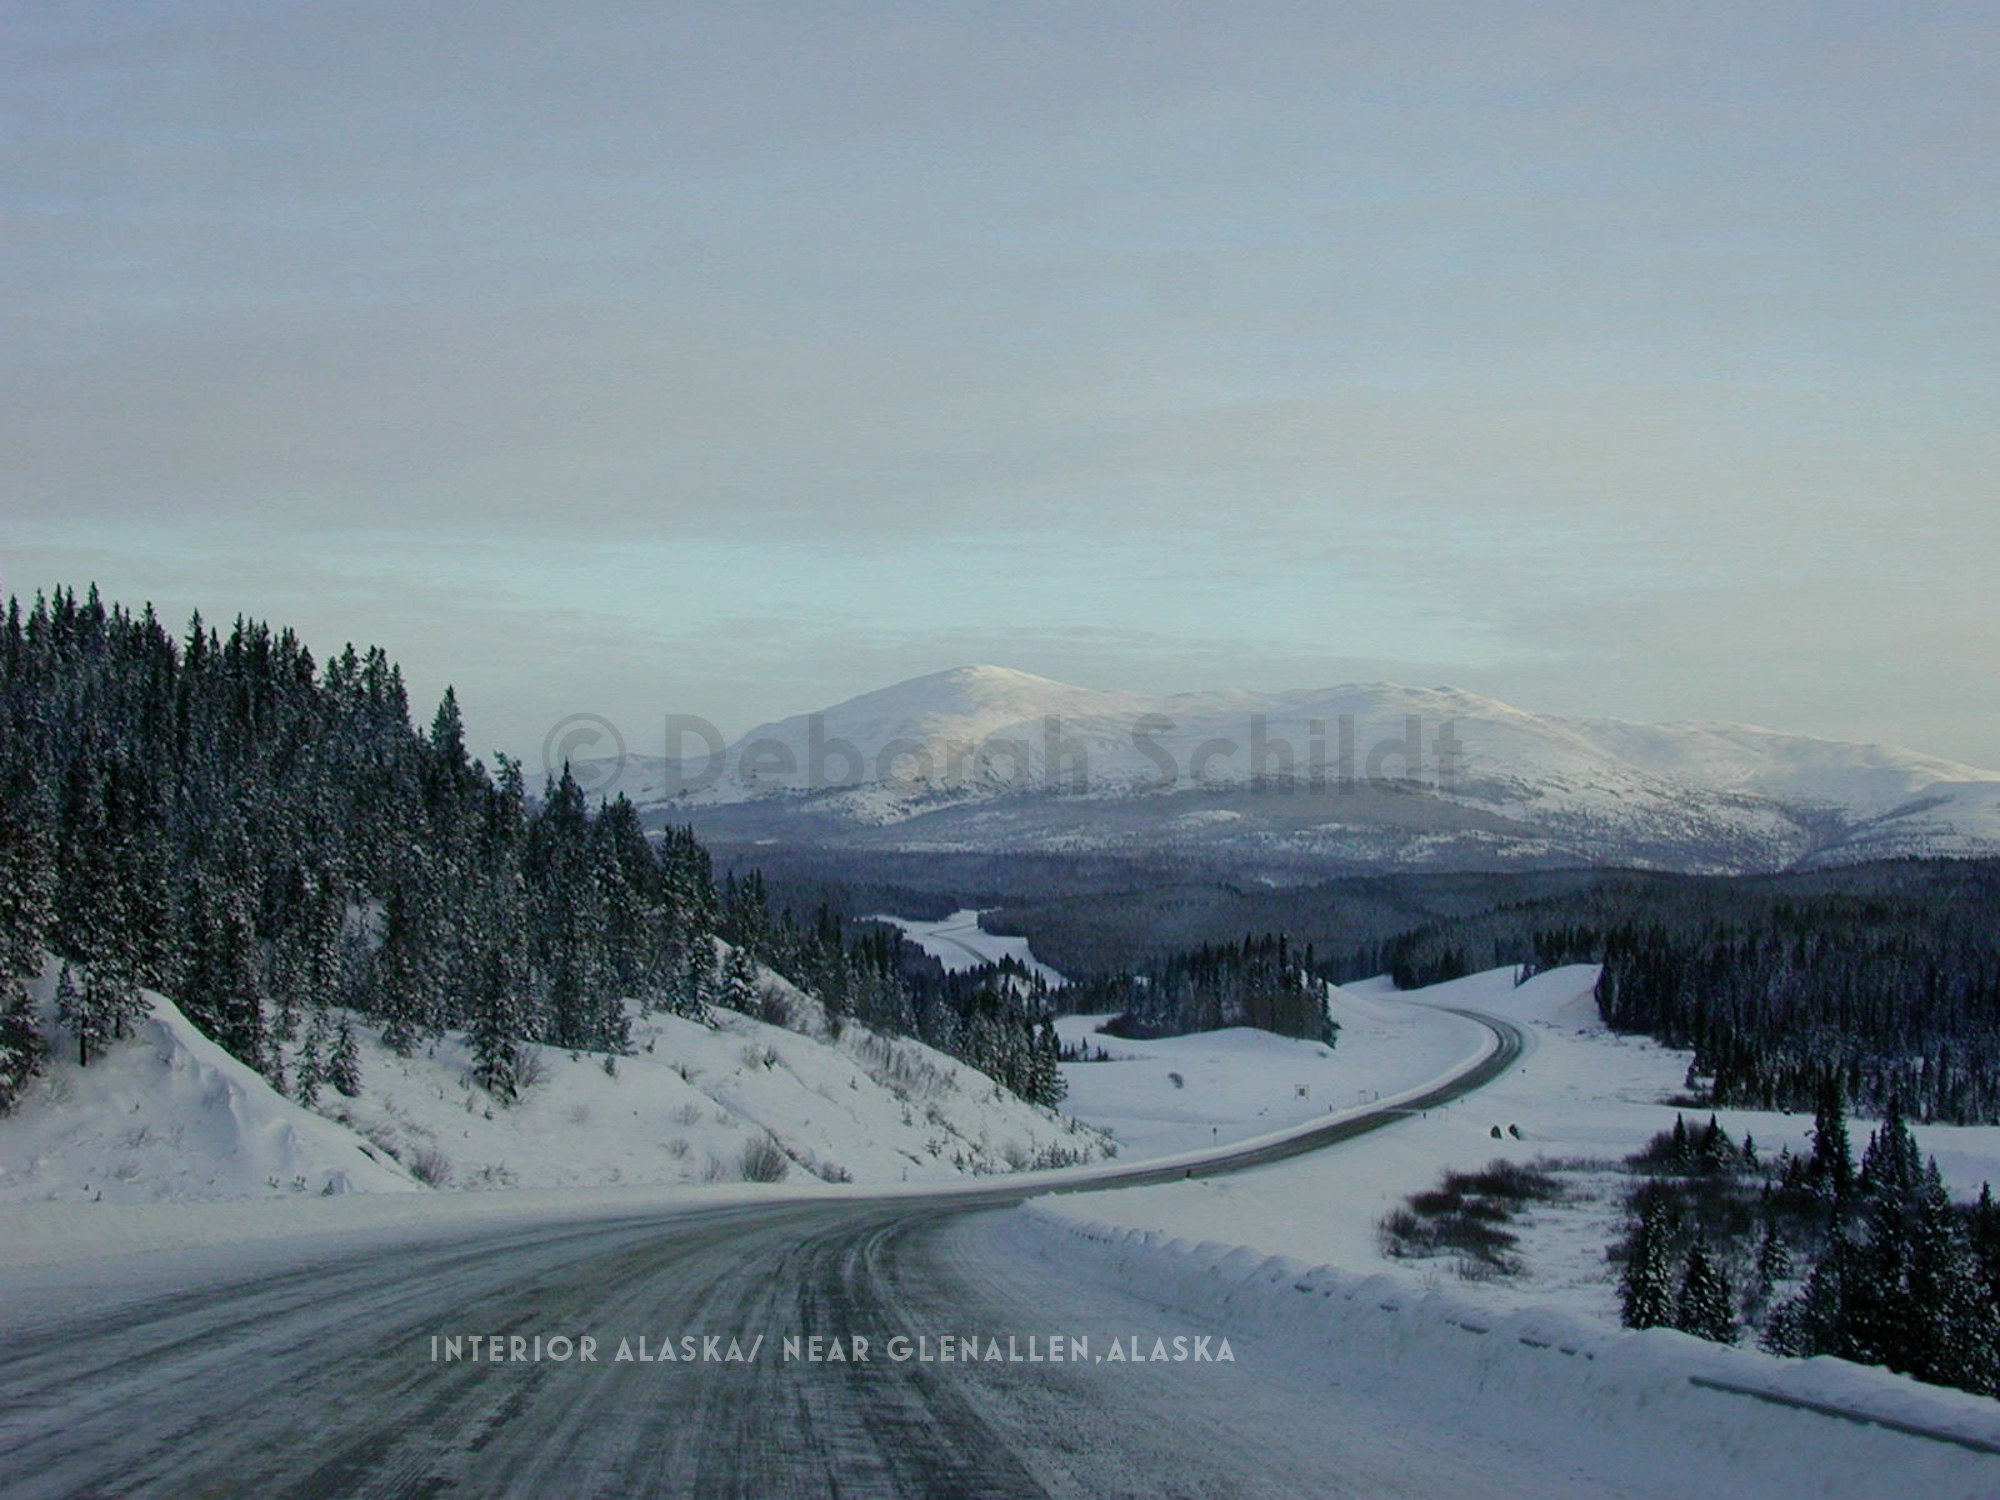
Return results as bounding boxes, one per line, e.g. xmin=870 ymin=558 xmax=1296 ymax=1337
xmin=56 ymin=961 xmax=144 ymax=1067
xmin=1674 ymin=1236 xmax=1736 ymax=1343
xmin=329 ymin=1016 xmax=363 ymax=1097
xmin=294 ymin=1010 xmax=327 ymax=1108
xmin=0 ymin=985 xmax=45 ymax=1113
xmin=1810 ymin=1075 xmax=1854 ymax=1200
xmin=1023 ymin=1018 xmax=1066 ymax=1108
xmin=0 ymin=807 xmax=52 ymax=988
xmin=1972 ymin=1183 xmax=2000 ymax=1306
xmin=1908 ymin=1161 xmax=2000 ymax=1395
xmin=1858 ymin=1098 xmax=1921 ymax=1205
xmin=1697 ymin=1114 xmax=1728 ymax=1172
xmin=1773 ymin=1228 xmax=1852 ymax=1358
xmin=721 ymin=945 xmax=759 ymax=1015
xmin=471 ymin=949 xmax=524 ymax=1103
xmin=1620 ymin=1186 xmax=1678 ymax=1330
xmin=1754 ymin=1216 xmax=1792 ymax=1302
xmin=1842 ymin=1186 xmax=1915 ymax=1370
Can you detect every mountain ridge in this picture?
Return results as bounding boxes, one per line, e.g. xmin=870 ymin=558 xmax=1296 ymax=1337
xmin=589 ymin=669 xmax=2000 ymax=876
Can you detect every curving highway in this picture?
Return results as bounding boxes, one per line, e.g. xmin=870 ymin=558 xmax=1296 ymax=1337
xmin=0 ymin=1009 xmax=1655 ymax=1500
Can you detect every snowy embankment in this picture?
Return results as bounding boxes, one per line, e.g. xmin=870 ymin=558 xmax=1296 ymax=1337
xmin=319 ymin=973 xmax=1100 ymax=1196
xmin=0 ymin=961 xmax=419 ymax=1205
xmin=0 ymin=949 xmax=1105 ymax=1218
xmin=1008 ymin=1211 xmax=2000 ymax=1500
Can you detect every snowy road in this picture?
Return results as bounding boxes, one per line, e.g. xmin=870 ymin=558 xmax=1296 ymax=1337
xmin=0 ymin=1013 xmax=1590 ymax=1500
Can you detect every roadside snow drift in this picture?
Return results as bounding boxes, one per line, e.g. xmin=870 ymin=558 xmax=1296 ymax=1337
xmin=1015 ymin=1213 xmax=2000 ymax=1500
xmin=0 ymin=971 xmax=416 ymax=1203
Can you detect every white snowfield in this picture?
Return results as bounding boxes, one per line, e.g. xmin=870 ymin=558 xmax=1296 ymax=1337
xmin=884 ymin=906 xmax=1493 ymax=1161
xmin=868 ymin=908 xmax=1068 ymax=987
xmin=0 ymin=962 xmax=420 ymax=1205
xmin=1051 ymin=985 xmax=1487 ymax=1163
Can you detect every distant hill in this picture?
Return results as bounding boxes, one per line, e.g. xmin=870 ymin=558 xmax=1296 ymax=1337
xmin=589 ymin=666 xmax=2000 ymax=876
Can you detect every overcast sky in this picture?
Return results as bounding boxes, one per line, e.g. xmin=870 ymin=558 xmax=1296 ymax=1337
xmin=6 ymin=2 xmax=1997 ymax=771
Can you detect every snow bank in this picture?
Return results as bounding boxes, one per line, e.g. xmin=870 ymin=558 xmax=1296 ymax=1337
xmin=0 ymin=970 xmax=417 ymax=1204
xmin=1016 ymin=1210 xmax=2000 ymax=1500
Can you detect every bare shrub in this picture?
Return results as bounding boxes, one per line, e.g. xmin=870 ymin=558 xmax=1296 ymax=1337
xmin=757 ymin=986 xmax=794 ymax=1030
xmin=406 ymin=1145 xmax=452 ymax=1189
xmin=1443 ymin=1159 xmax=1562 ymax=1203
xmin=513 ymin=1045 xmax=549 ymax=1095
xmin=850 ymin=1033 xmax=955 ymax=1101
xmin=738 ymin=1134 xmax=790 ymax=1183
xmin=1027 ymin=1142 xmax=1094 ymax=1170
xmin=1376 ymin=1157 xmax=1564 ymax=1275
xmin=671 ymin=1102 xmax=705 ymax=1127
xmin=1377 ymin=1207 xmax=1424 ymax=1256
xmin=1377 ymin=1205 xmax=1520 ymax=1269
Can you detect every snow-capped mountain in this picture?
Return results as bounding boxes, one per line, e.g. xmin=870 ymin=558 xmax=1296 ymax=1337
xmin=590 ymin=667 xmax=2000 ymax=874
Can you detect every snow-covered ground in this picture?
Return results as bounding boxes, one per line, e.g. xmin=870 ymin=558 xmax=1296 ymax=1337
xmin=1021 ymin=964 xmax=2000 ymax=1497
xmin=317 ymin=991 xmax=1101 ymax=1196
xmin=867 ymin=908 xmax=1067 ymax=986
xmin=0 ymin=950 xmax=1106 ymax=1213
xmin=874 ymin=908 xmax=1491 ymax=1161
xmin=1054 ymin=987 xmax=1487 ymax=1160
xmin=1006 ymin=1211 xmax=2000 ymax=1500
xmin=6 ymin=945 xmax=1997 ymax=1494
xmin=1038 ymin=964 xmax=2000 ymax=1327
xmin=0 ymin=963 xmax=419 ymax=1205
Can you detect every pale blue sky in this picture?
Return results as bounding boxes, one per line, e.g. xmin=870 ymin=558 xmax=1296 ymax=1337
xmin=6 ymin=2 xmax=1997 ymax=767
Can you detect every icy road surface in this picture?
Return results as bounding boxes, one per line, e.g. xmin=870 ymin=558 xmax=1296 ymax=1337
xmin=0 ymin=1016 xmax=1569 ymax=1500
